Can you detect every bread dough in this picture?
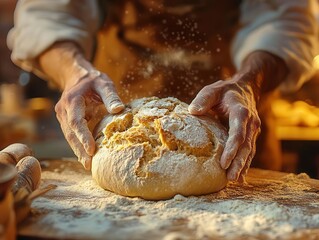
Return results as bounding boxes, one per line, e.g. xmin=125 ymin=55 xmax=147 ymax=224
xmin=91 ymin=97 xmax=228 ymax=200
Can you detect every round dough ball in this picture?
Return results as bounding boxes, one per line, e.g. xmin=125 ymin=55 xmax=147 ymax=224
xmin=92 ymin=97 xmax=228 ymax=200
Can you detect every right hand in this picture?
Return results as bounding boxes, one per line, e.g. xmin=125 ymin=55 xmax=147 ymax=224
xmin=38 ymin=42 xmax=125 ymax=170
xmin=189 ymin=51 xmax=287 ymax=182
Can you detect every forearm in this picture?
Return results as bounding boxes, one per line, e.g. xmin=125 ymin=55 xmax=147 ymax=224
xmin=8 ymin=0 xmax=100 ymax=81
xmin=233 ymin=0 xmax=317 ymax=93
xmin=236 ymin=51 xmax=288 ymax=102
xmin=38 ymin=41 xmax=95 ymax=91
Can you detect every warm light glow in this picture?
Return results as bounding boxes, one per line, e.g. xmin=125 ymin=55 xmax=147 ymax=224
xmin=313 ymin=55 xmax=319 ymax=69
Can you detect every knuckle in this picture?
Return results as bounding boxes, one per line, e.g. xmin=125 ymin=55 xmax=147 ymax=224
xmin=251 ymin=146 xmax=257 ymax=157
xmin=106 ymin=93 xmax=121 ymax=106
xmin=232 ymin=156 xmax=246 ymax=170
xmin=100 ymin=77 xmax=116 ymax=89
xmin=239 ymin=106 xmax=249 ymax=116
xmin=64 ymin=94 xmax=76 ymax=105
xmin=68 ymin=117 xmax=80 ymax=129
xmin=215 ymin=79 xmax=224 ymax=85
xmin=253 ymin=114 xmax=261 ymax=126
xmin=256 ymin=126 xmax=261 ymax=136
xmin=253 ymin=119 xmax=262 ymax=134
xmin=201 ymin=85 xmax=212 ymax=93
xmin=54 ymin=103 xmax=62 ymax=115
xmin=239 ymin=159 xmax=246 ymax=169
xmin=63 ymin=128 xmax=76 ymax=144
xmin=199 ymin=85 xmax=216 ymax=97
xmin=65 ymin=132 xmax=75 ymax=143
xmin=233 ymin=132 xmax=245 ymax=144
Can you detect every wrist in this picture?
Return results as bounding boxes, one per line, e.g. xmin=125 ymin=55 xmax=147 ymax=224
xmin=38 ymin=41 xmax=94 ymax=90
xmin=239 ymin=51 xmax=288 ymax=94
xmin=63 ymin=51 xmax=95 ymax=90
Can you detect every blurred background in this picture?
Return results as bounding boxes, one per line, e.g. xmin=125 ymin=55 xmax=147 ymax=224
xmin=0 ymin=0 xmax=74 ymax=159
xmin=1 ymin=0 xmax=319 ymax=177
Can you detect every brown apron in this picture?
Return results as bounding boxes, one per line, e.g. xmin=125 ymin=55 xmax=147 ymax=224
xmin=94 ymin=0 xmax=240 ymax=103
xmin=93 ymin=0 xmax=283 ymax=171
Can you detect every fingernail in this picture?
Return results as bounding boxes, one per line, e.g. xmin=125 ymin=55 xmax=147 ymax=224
xmin=220 ymin=155 xmax=231 ymax=170
xmin=80 ymin=157 xmax=91 ymax=170
xmin=110 ymin=102 xmax=125 ymax=113
xmin=188 ymin=104 xmax=203 ymax=113
xmin=227 ymin=174 xmax=236 ymax=182
xmin=84 ymin=158 xmax=92 ymax=170
xmin=84 ymin=142 xmax=95 ymax=156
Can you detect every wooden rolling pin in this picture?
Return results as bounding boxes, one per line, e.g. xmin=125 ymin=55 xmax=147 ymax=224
xmin=0 ymin=143 xmax=33 ymax=165
xmin=0 ymin=144 xmax=40 ymax=195
xmin=11 ymin=156 xmax=41 ymax=195
xmin=0 ymin=144 xmax=42 ymax=224
xmin=12 ymin=156 xmax=43 ymax=224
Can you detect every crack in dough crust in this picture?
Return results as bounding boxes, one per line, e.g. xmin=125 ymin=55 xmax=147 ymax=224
xmin=92 ymin=97 xmax=228 ymax=200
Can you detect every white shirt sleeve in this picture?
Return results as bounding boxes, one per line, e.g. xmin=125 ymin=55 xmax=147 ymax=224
xmin=7 ymin=0 xmax=100 ymax=80
xmin=231 ymin=0 xmax=319 ymax=93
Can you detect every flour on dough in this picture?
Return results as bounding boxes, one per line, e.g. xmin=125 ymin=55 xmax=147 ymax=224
xmin=91 ymin=97 xmax=228 ymax=200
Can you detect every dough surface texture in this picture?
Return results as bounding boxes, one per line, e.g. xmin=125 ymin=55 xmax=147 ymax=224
xmin=92 ymin=97 xmax=228 ymax=200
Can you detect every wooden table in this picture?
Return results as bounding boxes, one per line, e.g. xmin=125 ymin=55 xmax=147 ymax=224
xmin=17 ymin=159 xmax=319 ymax=240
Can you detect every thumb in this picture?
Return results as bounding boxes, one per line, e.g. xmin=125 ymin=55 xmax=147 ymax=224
xmin=103 ymin=92 xmax=125 ymax=114
xmin=189 ymin=84 xmax=221 ymax=115
xmin=94 ymin=75 xmax=125 ymax=114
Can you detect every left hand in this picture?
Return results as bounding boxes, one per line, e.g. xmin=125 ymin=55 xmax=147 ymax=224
xmin=189 ymin=51 xmax=288 ymax=182
xmin=189 ymin=75 xmax=261 ymax=182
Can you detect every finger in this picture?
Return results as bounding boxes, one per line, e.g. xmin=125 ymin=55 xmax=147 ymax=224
xmin=95 ymin=76 xmax=125 ymax=114
xmin=66 ymin=96 xmax=96 ymax=157
xmin=55 ymin=104 xmax=92 ymax=170
xmin=226 ymin=117 xmax=256 ymax=181
xmin=61 ymin=122 xmax=92 ymax=170
xmin=226 ymin=145 xmax=250 ymax=181
xmin=237 ymin=149 xmax=254 ymax=183
xmin=220 ymin=106 xmax=249 ymax=169
xmin=238 ymin=125 xmax=260 ymax=182
xmin=188 ymin=82 xmax=222 ymax=115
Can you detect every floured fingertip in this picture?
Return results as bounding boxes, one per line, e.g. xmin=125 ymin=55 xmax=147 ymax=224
xmin=188 ymin=104 xmax=204 ymax=115
xmin=227 ymin=171 xmax=239 ymax=181
xmin=84 ymin=158 xmax=92 ymax=170
xmin=220 ymin=154 xmax=232 ymax=170
xmin=83 ymin=139 xmax=96 ymax=156
xmin=110 ymin=102 xmax=125 ymax=113
xmin=79 ymin=157 xmax=92 ymax=170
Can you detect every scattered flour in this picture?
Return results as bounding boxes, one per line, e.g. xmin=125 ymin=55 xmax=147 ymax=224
xmin=20 ymin=160 xmax=319 ymax=240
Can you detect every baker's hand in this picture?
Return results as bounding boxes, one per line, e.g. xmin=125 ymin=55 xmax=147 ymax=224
xmin=55 ymin=70 xmax=125 ymax=170
xmin=38 ymin=42 xmax=125 ymax=170
xmin=189 ymin=76 xmax=261 ymax=182
xmin=189 ymin=51 xmax=288 ymax=181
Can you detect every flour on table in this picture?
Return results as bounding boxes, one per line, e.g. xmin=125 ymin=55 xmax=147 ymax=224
xmin=21 ymin=160 xmax=319 ymax=240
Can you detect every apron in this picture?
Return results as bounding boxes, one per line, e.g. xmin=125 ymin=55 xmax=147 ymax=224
xmin=94 ymin=0 xmax=241 ymax=103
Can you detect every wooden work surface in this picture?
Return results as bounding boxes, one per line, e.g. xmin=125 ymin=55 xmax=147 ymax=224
xmin=17 ymin=159 xmax=319 ymax=240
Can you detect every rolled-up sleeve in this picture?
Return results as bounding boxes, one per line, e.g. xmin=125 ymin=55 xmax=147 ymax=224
xmin=7 ymin=0 xmax=100 ymax=79
xmin=231 ymin=0 xmax=319 ymax=93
